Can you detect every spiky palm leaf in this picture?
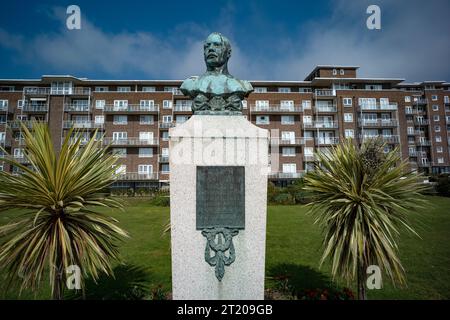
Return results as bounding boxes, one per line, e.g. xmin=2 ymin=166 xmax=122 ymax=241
xmin=303 ymin=138 xmax=427 ymax=299
xmin=0 ymin=122 xmax=128 ymax=299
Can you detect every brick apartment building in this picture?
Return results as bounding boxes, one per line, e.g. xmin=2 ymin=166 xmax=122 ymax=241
xmin=0 ymin=65 xmax=449 ymax=189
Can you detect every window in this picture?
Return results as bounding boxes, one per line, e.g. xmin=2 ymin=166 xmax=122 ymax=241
xmin=405 ymin=96 xmax=411 ymax=102
xmin=95 ymin=116 xmax=104 ymax=124
xmin=161 ymin=131 xmax=169 ymax=141
xmin=161 ymin=148 xmax=169 ymax=157
xmin=280 ymin=100 xmax=294 ymax=110
xmin=256 ymin=115 xmax=269 ymax=124
xmin=95 ymin=100 xmax=105 ymax=109
xmin=302 ymin=100 xmax=311 ymax=109
xmin=432 ymin=105 xmax=439 ymax=111
xmin=139 ymin=132 xmax=154 ymax=142
xmin=13 ymin=148 xmax=24 ymax=158
xmin=431 ymin=95 xmax=438 ymax=101
xmin=302 ymin=115 xmax=312 ymax=124
xmin=117 ymin=87 xmax=131 ymax=92
xmin=176 ymin=115 xmax=189 ymax=123
xmin=343 ymin=98 xmax=352 ymax=106
xmin=281 ymin=131 xmax=295 ymax=142
xmin=17 ymin=114 xmax=27 ymax=120
xmin=444 ymin=96 xmax=449 ymax=103
xmin=255 ymin=100 xmax=269 ymax=110
xmin=112 ymin=148 xmax=127 ymax=158
xmin=115 ymin=165 xmax=126 ymax=175
xmin=162 ymin=115 xmax=172 ymax=123
xmin=142 ymin=86 xmax=156 ymax=92
xmin=365 ymin=84 xmax=382 ymax=90
xmin=51 ymin=81 xmax=72 ymax=94
xmin=161 ymin=164 xmax=170 ymax=173
xmin=0 ymin=115 xmax=6 ymax=124
xmin=138 ymin=165 xmax=153 ymax=174
xmin=139 ymin=148 xmax=153 ymax=158
xmin=17 ymin=100 xmax=24 ymax=109
xmin=95 ymin=87 xmax=108 ymax=92
xmin=0 ymin=132 xmax=5 ymax=142
xmin=282 ymin=163 xmax=296 ymax=173
xmin=242 ymin=100 xmax=247 ymax=109
xmin=281 ymin=147 xmax=295 ymax=157
xmin=113 ymin=100 xmax=128 ymax=110
xmin=434 ymin=115 xmax=440 ymax=121
xmin=278 ymin=87 xmax=291 ymax=93
xmin=0 ymin=165 xmax=3 ymax=172
xmin=304 ymin=147 xmax=313 ymax=156
xmin=344 ymin=113 xmax=353 ymax=122
xmin=113 ymin=132 xmax=127 ymax=140
xmin=140 ymin=100 xmax=155 ymax=110
xmin=345 ymin=129 xmax=354 ymax=138
xmin=436 ymin=136 xmax=442 ymax=142
xmin=407 ymin=127 xmax=414 ymax=135
xmin=435 ymin=125 xmax=441 ymax=132
xmin=281 ymin=115 xmax=294 ymax=125
xmin=332 ymin=69 xmax=337 ymax=75
xmin=437 ymin=146 xmax=443 ymax=153
xmin=339 ymin=69 xmax=344 ymax=75
xmin=140 ymin=115 xmax=154 ymax=124
xmin=164 ymin=87 xmax=179 ymax=94
xmin=163 ymin=100 xmax=172 ymax=109
xmin=0 ymin=100 xmax=8 ymax=108
xmin=113 ymin=115 xmax=128 ymax=125
xmin=254 ymin=87 xmax=267 ymax=93
xmin=438 ymin=158 xmax=444 ymax=164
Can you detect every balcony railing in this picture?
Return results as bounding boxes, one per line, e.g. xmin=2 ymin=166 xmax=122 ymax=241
xmin=8 ymin=120 xmax=35 ymax=129
xmin=50 ymin=87 xmax=91 ymax=95
xmin=270 ymin=137 xmax=309 ymax=145
xmin=358 ymin=119 xmax=398 ymax=127
xmin=360 ymin=135 xmax=400 ymax=143
xmin=359 ymin=103 xmax=398 ymax=111
xmin=173 ymin=105 xmax=192 ymax=112
xmin=159 ymin=122 xmax=177 ymax=129
xmin=22 ymin=104 xmax=49 ymax=112
xmin=114 ymin=172 xmax=159 ymax=180
xmin=315 ymin=105 xmax=337 ymax=112
xmin=63 ymin=121 xmax=103 ymax=129
xmin=303 ymin=121 xmax=339 ymax=129
xmin=250 ymin=105 xmax=303 ymax=112
xmin=418 ymin=160 xmax=430 ymax=167
xmin=417 ymin=140 xmax=431 ymax=146
xmin=64 ymin=104 xmax=90 ymax=112
xmin=102 ymin=137 xmax=159 ymax=146
xmin=315 ymin=89 xmax=336 ymax=97
xmin=24 ymin=87 xmax=51 ymax=95
xmin=315 ymin=137 xmax=340 ymax=144
xmin=303 ymin=155 xmax=316 ymax=162
xmin=414 ymin=119 xmax=429 ymax=125
xmin=415 ymin=98 xmax=428 ymax=105
xmin=104 ymin=104 xmax=159 ymax=113
xmin=268 ymin=172 xmax=304 ymax=179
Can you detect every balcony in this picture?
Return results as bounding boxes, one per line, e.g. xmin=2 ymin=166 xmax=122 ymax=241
xmin=315 ymin=105 xmax=337 ymax=113
xmin=22 ymin=103 xmax=49 ymax=113
xmin=173 ymin=105 xmax=192 ymax=112
xmin=159 ymin=122 xmax=176 ymax=129
xmin=104 ymin=104 xmax=159 ymax=113
xmin=360 ymin=135 xmax=400 ymax=143
xmin=270 ymin=137 xmax=309 ymax=145
xmin=0 ymin=139 xmax=11 ymax=147
xmin=358 ymin=119 xmax=398 ymax=127
xmin=417 ymin=140 xmax=431 ymax=146
xmin=303 ymin=121 xmax=339 ymax=129
xmin=250 ymin=105 xmax=303 ymax=113
xmin=359 ymin=103 xmax=398 ymax=111
xmin=414 ymin=119 xmax=429 ymax=125
xmin=64 ymin=104 xmax=90 ymax=112
xmin=418 ymin=159 xmax=431 ymax=167
xmin=315 ymin=89 xmax=335 ymax=97
xmin=315 ymin=137 xmax=339 ymax=145
xmin=63 ymin=121 xmax=103 ymax=129
xmin=114 ymin=172 xmax=159 ymax=181
xmin=415 ymin=98 xmax=428 ymax=105
xmin=444 ymin=99 xmax=450 ymax=105
xmin=303 ymin=155 xmax=316 ymax=162
xmin=50 ymin=87 xmax=91 ymax=96
xmin=103 ymin=137 xmax=159 ymax=146
xmin=159 ymin=155 xmax=169 ymax=163
xmin=268 ymin=172 xmax=304 ymax=179
xmin=8 ymin=120 xmax=35 ymax=129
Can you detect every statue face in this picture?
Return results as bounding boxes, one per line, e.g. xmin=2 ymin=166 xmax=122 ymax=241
xmin=204 ymin=34 xmax=230 ymax=68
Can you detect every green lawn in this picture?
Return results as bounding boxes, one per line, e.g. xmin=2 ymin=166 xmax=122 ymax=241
xmin=1 ymin=196 xmax=449 ymax=299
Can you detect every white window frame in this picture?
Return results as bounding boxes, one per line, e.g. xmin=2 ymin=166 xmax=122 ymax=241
xmin=95 ymin=100 xmax=105 ymax=109
xmin=117 ymin=86 xmax=131 ymax=92
xmin=94 ymin=115 xmax=104 ymax=124
xmin=281 ymin=147 xmax=296 ymax=157
xmin=344 ymin=113 xmax=353 ymax=122
xmin=139 ymin=115 xmax=154 ymax=125
xmin=163 ymin=100 xmax=172 ymax=109
xmin=281 ymin=115 xmax=294 ymax=125
xmin=139 ymin=148 xmax=153 ymax=158
xmin=343 ymin=98 xmax=352 ymax=106
xmin=113 ymin=115 xmax=128 ymax=125
xmin=256 ymin=115 xmax=270 ymax=125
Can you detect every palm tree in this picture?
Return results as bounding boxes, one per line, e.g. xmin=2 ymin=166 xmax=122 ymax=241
xmin=303 ymin=138 xmax=427 ymax=300
xmin=0 ymin=122 xmax=128 ymax=299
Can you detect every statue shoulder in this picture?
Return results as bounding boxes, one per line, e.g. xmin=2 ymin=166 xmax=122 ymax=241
xmin=180 ymin=76 xmax=198 ymax=95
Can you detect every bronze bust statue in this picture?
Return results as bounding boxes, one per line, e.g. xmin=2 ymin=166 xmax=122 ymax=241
xmin=180 ymin=32 xmax=253 ymax=114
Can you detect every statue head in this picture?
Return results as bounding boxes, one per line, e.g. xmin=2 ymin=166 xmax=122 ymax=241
xmin=203 ymin=32 xmax=231 ymax=74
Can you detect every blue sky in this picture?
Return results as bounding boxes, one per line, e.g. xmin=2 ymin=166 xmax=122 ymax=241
xmin=0 ymin=0 xmax=449 ymax=82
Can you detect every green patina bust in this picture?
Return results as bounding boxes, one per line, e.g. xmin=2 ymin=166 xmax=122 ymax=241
xmin=180 ymin=32 xmax=253 ymax=114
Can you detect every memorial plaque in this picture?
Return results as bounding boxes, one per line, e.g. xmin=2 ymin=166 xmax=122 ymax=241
xmin=196 ymin=166 xmax=245 ymax=230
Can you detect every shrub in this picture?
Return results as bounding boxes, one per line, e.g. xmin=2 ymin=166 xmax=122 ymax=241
xmin=435 ymin=175 xmax=450 ymax=197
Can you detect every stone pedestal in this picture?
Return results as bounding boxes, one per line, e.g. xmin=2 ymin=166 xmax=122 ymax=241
xmin=169 ymin=115 xmax=268 ymax=300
